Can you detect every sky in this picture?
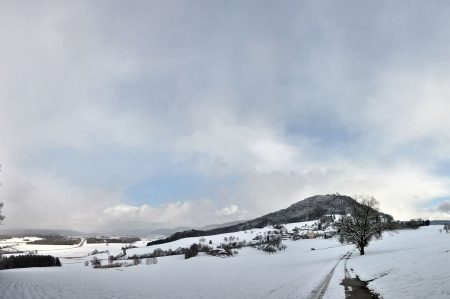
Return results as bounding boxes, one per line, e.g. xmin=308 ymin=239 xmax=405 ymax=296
xmin=1 ymin=1 xmax=450 ymax=232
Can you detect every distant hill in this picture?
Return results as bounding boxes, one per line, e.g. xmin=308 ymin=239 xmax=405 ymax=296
xmin=430 ymin=220 xmax=450 ymax=225
xmin=0 ymin=228 xmax=82 ymax=237
xmin=0 ymin=227 xmax=193 ymax=239
xmin=147 ymin=194 xmax=393 ymax=246
xmin=105 ymin=227 xmax=192 ymax=238
xmin=198 ymin=220 xmax=248 ymax=231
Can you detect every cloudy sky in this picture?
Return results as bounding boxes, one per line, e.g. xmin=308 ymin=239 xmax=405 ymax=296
xmin=1 ymin=1 xmax=450 ymax=232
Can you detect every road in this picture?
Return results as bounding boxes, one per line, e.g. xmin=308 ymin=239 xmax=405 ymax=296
xmin=308 ymin=250 xmax=353 ymax=299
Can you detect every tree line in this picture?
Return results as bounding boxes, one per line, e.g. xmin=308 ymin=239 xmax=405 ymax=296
xmin=0 ymin=254 xmax=61 ymax=270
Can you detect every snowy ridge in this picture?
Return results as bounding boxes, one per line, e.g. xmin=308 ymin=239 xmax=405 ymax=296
xmin=148 ymin=194 xmax=386 ymax=246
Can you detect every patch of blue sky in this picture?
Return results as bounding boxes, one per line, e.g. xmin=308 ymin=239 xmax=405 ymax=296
xmin=33 ymin=147 xmax=181 ymax=187
xmin=123 ymin=169 xmax=242 ymax=206
xmin=123 ymin=174 xmax=214 ymax=206
xmin=33 ymin=147 xmax=241 ymax=206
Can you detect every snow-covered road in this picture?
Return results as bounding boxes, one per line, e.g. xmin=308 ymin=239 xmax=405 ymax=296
xmin=308 ymin=250 xmax=353 ymax=299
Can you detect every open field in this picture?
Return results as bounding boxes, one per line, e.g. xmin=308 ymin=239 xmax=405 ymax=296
xmin=0 ymin=225 xmax=448 ymax=299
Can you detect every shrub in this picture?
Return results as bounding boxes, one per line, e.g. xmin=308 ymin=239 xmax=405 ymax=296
xmin=224 ymin=248 xmax=233 ymax=256
xmin=263 ymin=245 xmax=277 ymax=254
xmin=133 ymin=258 xmax=141 ymax=265
xmin=90 ymin=256 xmax=101 ymax=268
xmin=185 ymin=243 xmax=199 ymax=259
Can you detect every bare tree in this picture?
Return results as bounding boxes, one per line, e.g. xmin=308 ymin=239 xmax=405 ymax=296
xmin=336 ymin=195 xmax=384 ymax=255
xmin=0 ymin=164 xmax=4 ymax=224
xmin=0 ymin=202 xmax=4 ymax=224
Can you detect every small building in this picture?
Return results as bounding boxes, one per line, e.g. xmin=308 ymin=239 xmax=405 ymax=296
xmin=209 ymin=249 xmax=228 ymax=257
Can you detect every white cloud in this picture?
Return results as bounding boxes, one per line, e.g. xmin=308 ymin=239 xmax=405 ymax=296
xmin=216 ymin=204 xmax=239 ymax=216
xmin=364 ymin=69 xmax=450 ymax=150
xmin=175 ymin=108 xmax=304 ymax=175
xmin=0 ymin=168 xmax=120 ymax=231
xmin=96 ymin=200 xmax=245 ymax=231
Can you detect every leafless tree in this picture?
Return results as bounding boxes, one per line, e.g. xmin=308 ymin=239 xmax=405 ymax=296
xmin=0 ymin=164 xmax=4 ymax=224
xmin=0 ymin=202 xmax=4 ymax=224
xmin=336 ymin=195 xmax=384 ymax=255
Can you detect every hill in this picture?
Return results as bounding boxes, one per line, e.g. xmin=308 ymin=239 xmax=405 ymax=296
xmin=198 ymin=220 xmax=248 ymax=231
xmin=147 ymin=194 xmax=393 ymax=246
xmin=429 ymin=220 xmax=450 ymax=225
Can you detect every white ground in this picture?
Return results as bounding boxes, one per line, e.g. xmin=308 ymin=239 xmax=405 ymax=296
xmin=0 ymin=225 xmax=448 ymax=299
xmin=346 ymin=226 xmax=450 ymax=299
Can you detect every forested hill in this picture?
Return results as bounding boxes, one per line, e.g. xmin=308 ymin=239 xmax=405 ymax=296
xmin=147 ymin=194 xmax=392 ymax=246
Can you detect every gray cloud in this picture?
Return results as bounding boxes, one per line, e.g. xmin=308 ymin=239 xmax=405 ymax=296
xmin=437 ymin=201 xmax=450 ymax=213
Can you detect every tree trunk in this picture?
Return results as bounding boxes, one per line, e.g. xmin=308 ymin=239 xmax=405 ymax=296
xmin=359 ymin=245 xmax=365 ymax=255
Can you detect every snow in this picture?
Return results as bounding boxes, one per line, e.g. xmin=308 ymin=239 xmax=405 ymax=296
xmin=0 ymin=221 xmax=349 ymax=299
xmin=0 ymin=238 xmax=350 ymax=299
xmin=284 ymin=220 xmax=319 ymax=231
xmin=346 ymin=226 xmax=450 ymax=299
xmin=0 ymin=236 xmax=43 ymax=246
xmin=0 ymin=224 xmax=448 ymax=298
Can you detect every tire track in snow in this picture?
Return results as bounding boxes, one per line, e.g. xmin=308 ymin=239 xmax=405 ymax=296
xmin=308 ymin=251 xmax=353 ymax=299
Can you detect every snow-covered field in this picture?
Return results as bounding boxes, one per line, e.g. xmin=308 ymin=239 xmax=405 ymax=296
xmin=347 ymin=226 xmax=450 ymax=299
xmin=0 ymin=225 xmax=448 ymax=299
